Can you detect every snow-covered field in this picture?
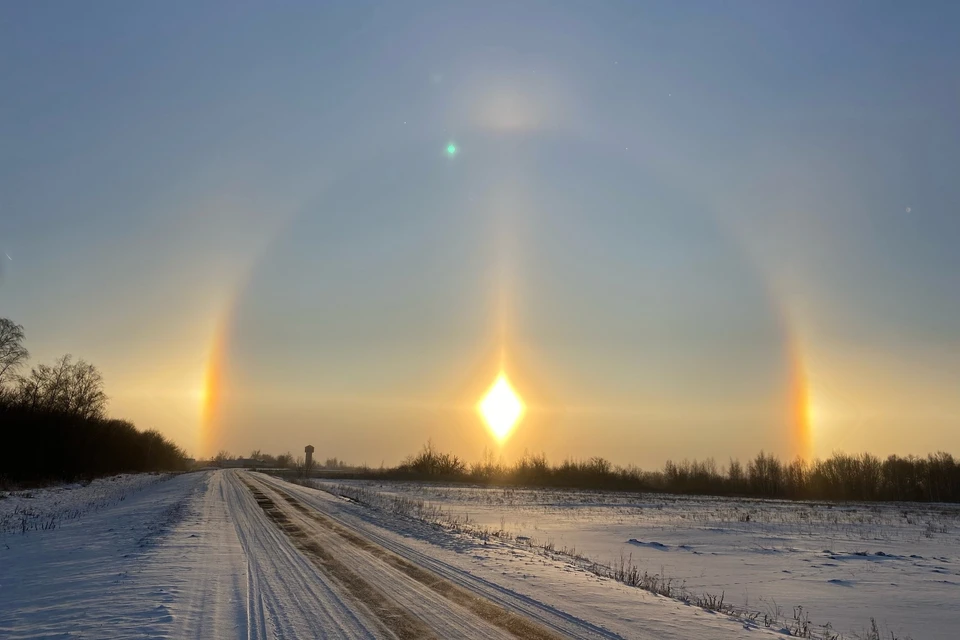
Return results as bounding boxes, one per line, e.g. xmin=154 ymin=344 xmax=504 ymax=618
xmin=5 ymin=470 xmax=953 ymax=639
xmin=0 ymin=473 xmax=173 ymax=535
xmin=320 ymin=481 xmax=960 ymax=639
xmin=2 ymin=469 xmax=803 ymax=640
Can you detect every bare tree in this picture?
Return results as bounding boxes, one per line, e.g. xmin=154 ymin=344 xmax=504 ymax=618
xmin=0 ymin=318 xmax=29 ymax=389
xmin=14 ymin=354 xmax=107 ymax=419
xmin=214 ymin=450 xmax=233 ymax=467
xmin=61 ymin=358 xmax=106 ymax=419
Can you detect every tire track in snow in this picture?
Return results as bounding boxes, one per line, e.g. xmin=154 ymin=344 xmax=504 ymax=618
xmin=252 ymin=480 xmax=521 ymax=638
xmin=247 ymin=474 xmax=583 ymax=640
xmin=241 ymin=478 xmax=438 ymax=640
xmin=219 ymin=471 xmax=383 ymax=639
xmin=256 ymin=473 xmax=626 ymax=640
xmin=276 ymin=485 xmax=564 ymax=639
xmin=168 ymin=472 xmax=253 ymax=640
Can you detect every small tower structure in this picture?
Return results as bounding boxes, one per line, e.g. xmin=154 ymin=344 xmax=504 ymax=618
xmin=304 ymin=445 xmax=315 ymax=474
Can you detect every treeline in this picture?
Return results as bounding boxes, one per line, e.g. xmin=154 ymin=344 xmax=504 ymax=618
xmin=205 ymin=450 xmax=297 ymax=468
xmin=0 ymin=318 xmax=188 ymax=482
xmin=656 ymin=451 xmax=960 ymax=502
xmin=204 ymin=449 xmax=353 ymax=471
xmin=314 ymin=442 xmax=960 ymax=503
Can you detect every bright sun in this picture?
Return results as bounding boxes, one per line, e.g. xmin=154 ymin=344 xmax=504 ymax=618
xmin=478 ymin=373 xmax=525 ymax=442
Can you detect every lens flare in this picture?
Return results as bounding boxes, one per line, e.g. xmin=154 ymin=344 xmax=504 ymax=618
xmin=478 ymin=373 xmax=524 ymax=442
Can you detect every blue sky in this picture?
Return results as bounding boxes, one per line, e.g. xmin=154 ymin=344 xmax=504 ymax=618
xmin=2 ymin=2 xmax=958 ymax=462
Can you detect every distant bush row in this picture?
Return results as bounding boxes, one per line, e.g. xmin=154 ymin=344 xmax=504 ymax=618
xmin=0 ymin=318 xmax=188 ymax=482
xmin=313 ymin=442 xmax=960 ymax=503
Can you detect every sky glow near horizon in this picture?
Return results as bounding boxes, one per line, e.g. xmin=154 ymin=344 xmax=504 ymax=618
xmin=1 ymin=3 xmax=958 ymax=465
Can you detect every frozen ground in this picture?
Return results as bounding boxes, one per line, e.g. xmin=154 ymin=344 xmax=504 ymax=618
xmin=0 ymin=470 xmax=790 ymax=639
xmin=321 ymin=481 xmax=960 ymax=639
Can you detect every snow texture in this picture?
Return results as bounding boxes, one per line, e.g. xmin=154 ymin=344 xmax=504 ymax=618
xmin=324 ymin=481 xmax=960 ymax=639
xmin=0 ymin=471 xmax=809 ymax=639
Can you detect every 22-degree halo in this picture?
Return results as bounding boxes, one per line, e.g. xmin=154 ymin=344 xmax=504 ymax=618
xmin=207 ymin=137 xmax=797 ymax=461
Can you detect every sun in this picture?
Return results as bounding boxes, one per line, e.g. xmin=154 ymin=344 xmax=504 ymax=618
xmin=478 ymin=373 xmax=525 ymax=442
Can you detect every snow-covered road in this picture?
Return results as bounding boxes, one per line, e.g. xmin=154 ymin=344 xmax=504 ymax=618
xmin=1 ymin=471 xmax=779 ymax=638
